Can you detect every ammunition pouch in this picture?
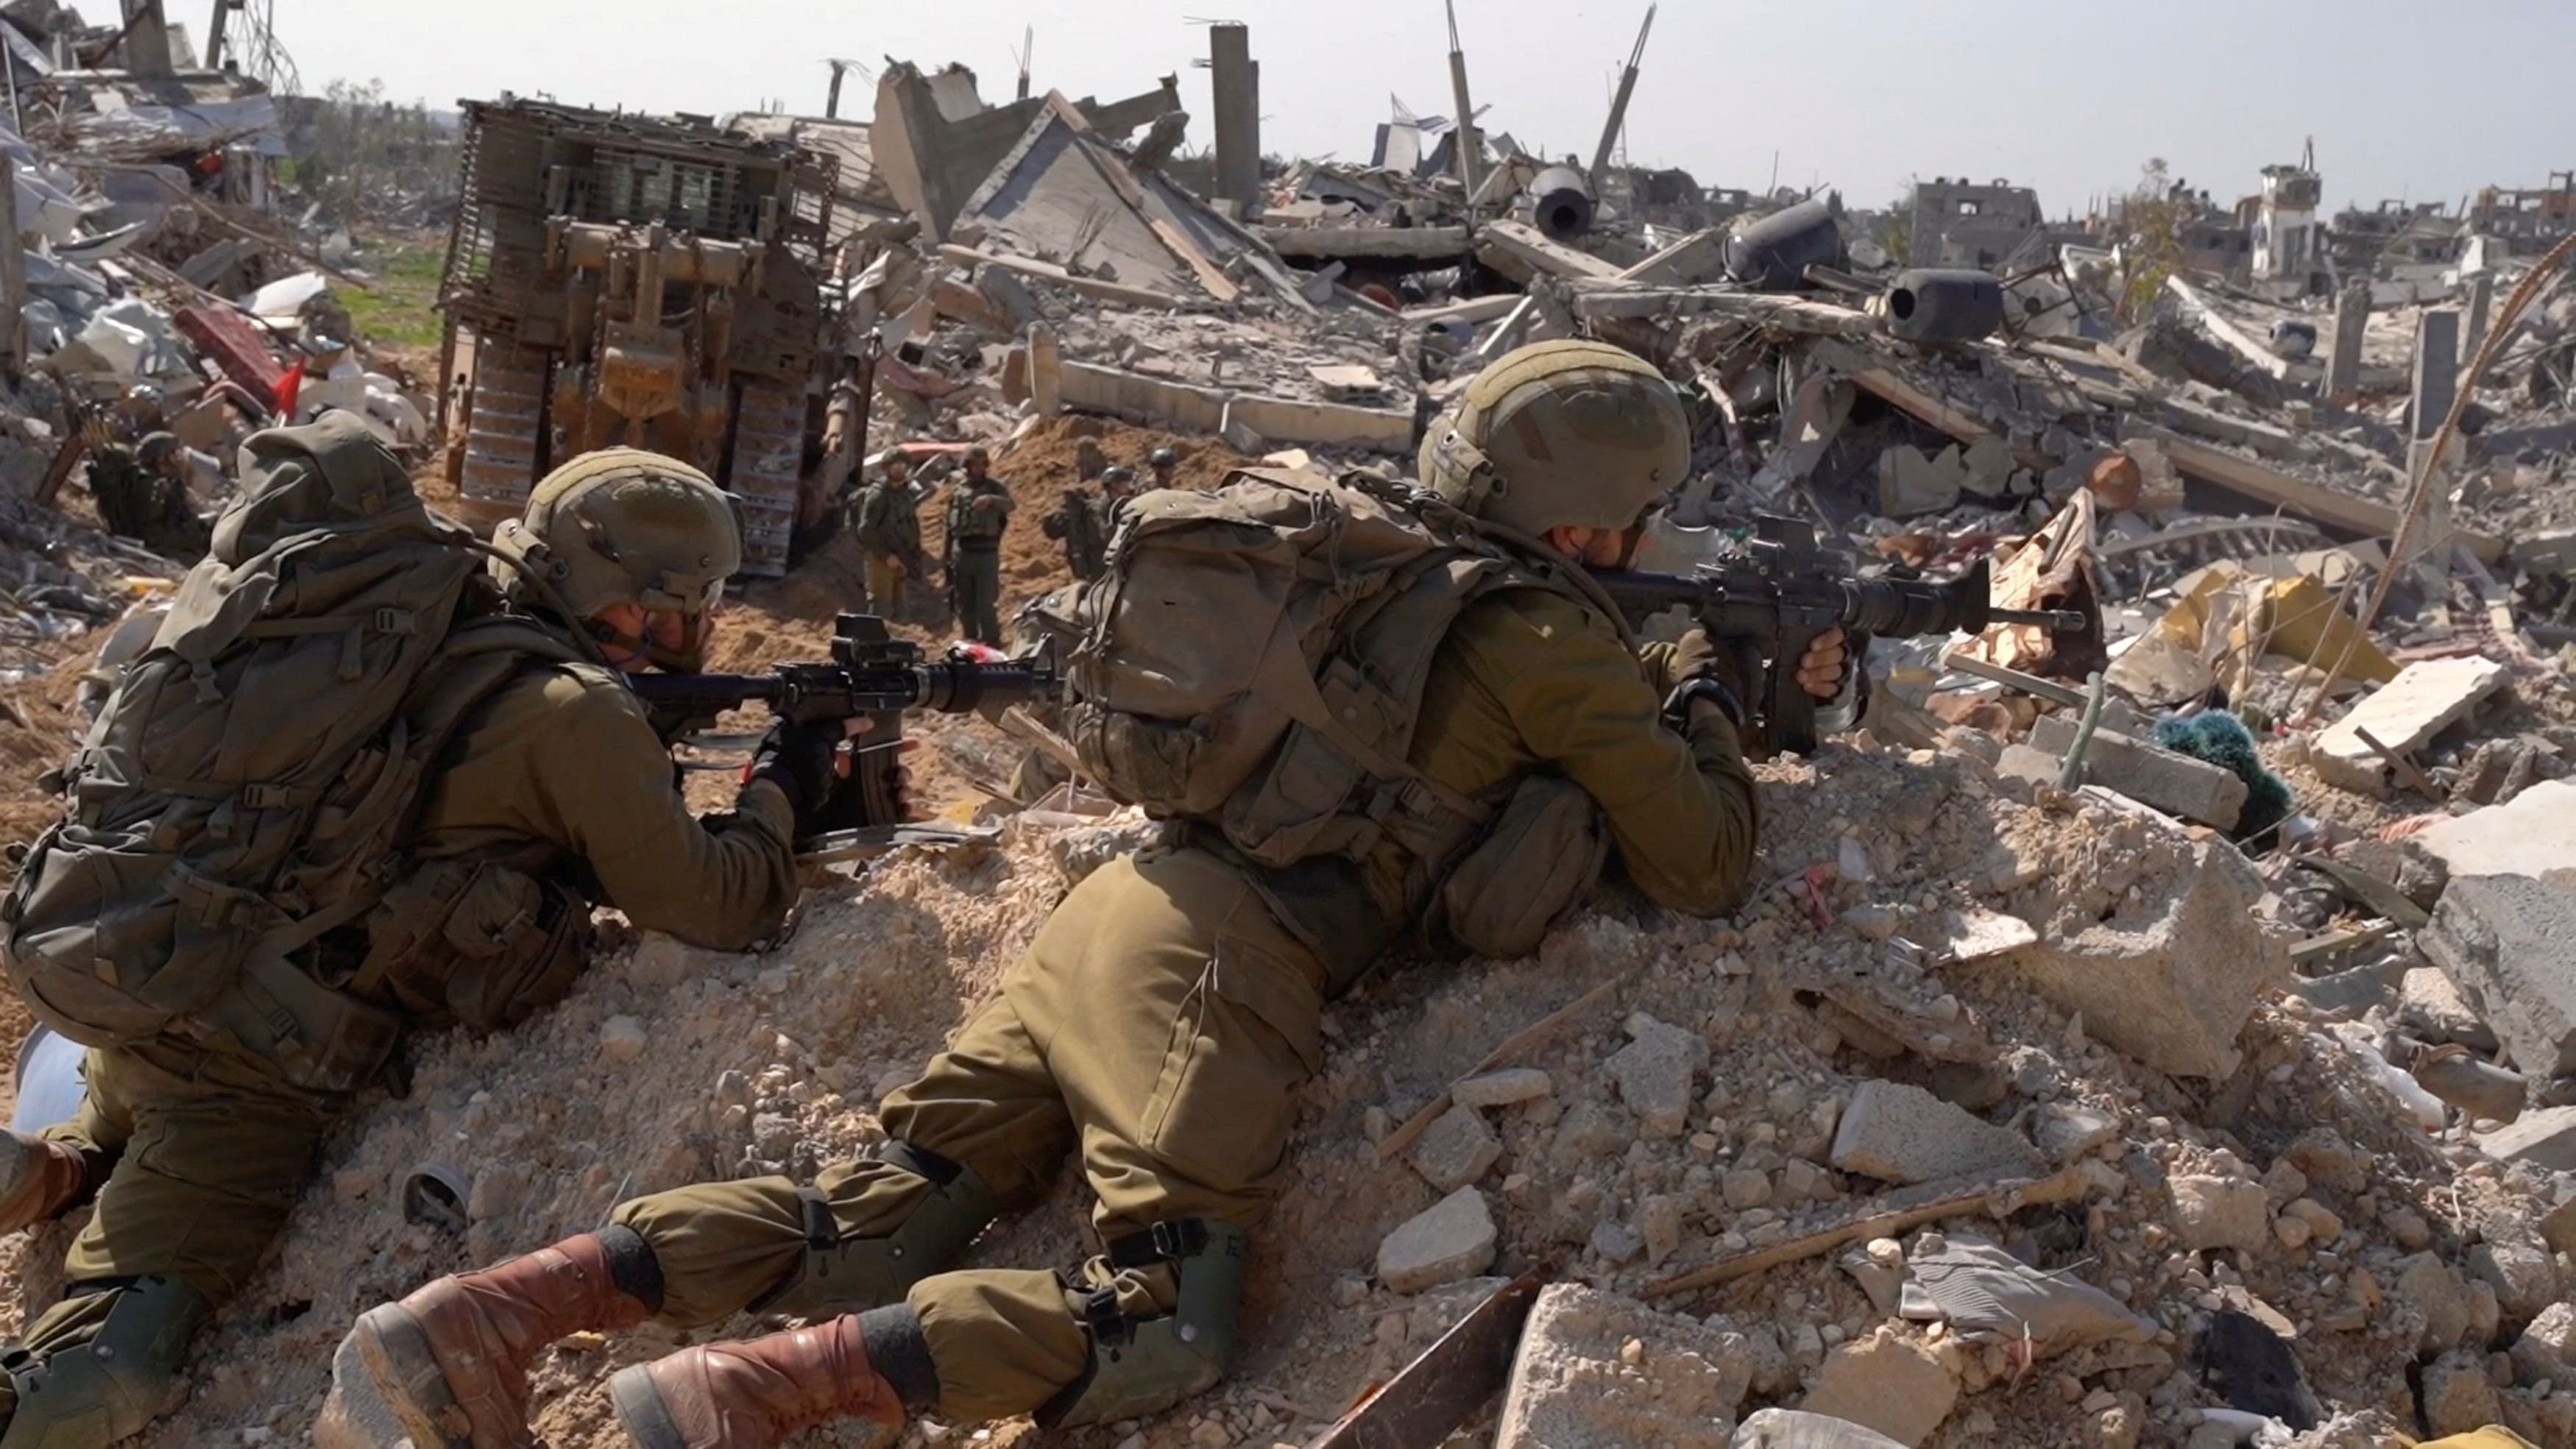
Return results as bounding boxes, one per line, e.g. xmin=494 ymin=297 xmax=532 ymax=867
xmin=357 ymin=857 xmax=593 ymax=1035
xmin=1432 ymin=772 xmax=1608 ymax=960
xmin=1038 ymin=1219 xmax=1248 ymax=1429
xmin=0 ymin=1275 xmax=210 ymax=1448
xmin=748 ymin=1141 xmax=999 ymax=1319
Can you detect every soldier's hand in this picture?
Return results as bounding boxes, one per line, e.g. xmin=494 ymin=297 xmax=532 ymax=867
xmin=1797 ymin=628 xmax=1849 ymax=701
xmin=745 ymin=716 xmax=846 ymax=818
xmin=834 ymin=718 xmax=919 ymax=824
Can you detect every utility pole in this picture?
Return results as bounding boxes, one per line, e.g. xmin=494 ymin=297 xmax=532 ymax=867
xmin=1014 ymin=26 xmax=1033 ymax=102
xmin=1446 ymin=0 xmax=1481 ymax=202
xmin=1588 ymin=4 xmax=1653 ymax=191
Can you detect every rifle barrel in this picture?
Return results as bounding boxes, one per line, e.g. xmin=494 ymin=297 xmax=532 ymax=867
xmin=1989 ymin=606 xmax=2090 ymax=632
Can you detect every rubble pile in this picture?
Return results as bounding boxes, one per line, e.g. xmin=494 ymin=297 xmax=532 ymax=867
xmin=18 ymin=731 xmax=2561 ymax=1448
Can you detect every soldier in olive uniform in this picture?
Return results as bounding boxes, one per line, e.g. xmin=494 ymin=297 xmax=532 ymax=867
xmin=944 ymin=447 xmax=1013 ymax=645
xmin=850 ymin=450 xmax=932 ymax=616
xmin=1147 ymin=444 xmax=1181 ymax=490
xmin=0 ymin=437 xmax=873 ymax=1446
xmin=341 ymin=342 xmax=1855 ymax=1449
xmin=1041 ymin=465 xmax=1122 ymax=582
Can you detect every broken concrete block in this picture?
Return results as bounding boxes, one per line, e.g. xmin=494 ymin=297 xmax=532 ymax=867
xmin=2417 ymin=779 xmax=2576 ymax=892
xmin=2541 ymin=1196 xmax=2576 ymax=1260
xmin=1795 ymin=1328 xmax=1958 ymax=1446
xmin=2510 ymin=525 xmax=2576 ymax=577
xmin=1828 ymin=1080 xmax=2045 ymax=1186
xmin=2422 ymin=874 xmax=2576 ymax=1077
xmin=2421 ymin=1350 xmax=2502 ymax=1437
xmin=1377 ymin=1187 xmax=1497 ymax=1293
xmin=2479 ymin=1105 xmax=2576 ymax=1173
xmin=2398 ymin=966 xmax=2500 ymax=1052
xmin=2510 ymin=1301 xmax=2576 ymax=1386
xmin=2313 ymin=656 xmax=2509 ymax=794
xmin=2396 ymin=1251 xmax=2473 ymax=1352
xmin=2168 ymin=1175 xmax=2271 ymax=1254
xmin=1876 ymin=444 xmax=1965 ymax=519
xmin=2004 ymin=839 xmax=2288 ymax=1080
xmin=2035 ymin=1104 xmax=2122 ymax=1163
xmin=1994 ymin=742 xmax=2062 ymax=792
xmin=1607 ymin=1014 xmax=1706 ymax=1139
xmin=1410 ymin=1105 xmax=1503 ymax=1193
xmin=1453 ymin=1067 xmax=1554 ymax=1108
xmin=2028 ymin=715 xmax=2247 ymax=829
xmin=1496 ymin=1283 xmax=1752 ymax=1449
xmin=1733 ymin=1409 xmax=1908 ymax=1448
xmin=2290 ymin=962 xmax=2394 ymax=1016
xmin=2469 ymin=1218 xmax=2562 ymax=1320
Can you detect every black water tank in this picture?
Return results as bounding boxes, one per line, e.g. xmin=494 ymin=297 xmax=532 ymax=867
xmin=1529 ymin=166 xmax=1596 ymax=241
xmin=1722 ymin=197 xmax=1847 ymax=291
xmin=1883 ymin=269 xmax=2005 ymax=344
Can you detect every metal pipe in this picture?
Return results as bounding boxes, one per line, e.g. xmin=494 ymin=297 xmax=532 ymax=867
xmin=1588 ymin=4 xmax=1655 ymax=188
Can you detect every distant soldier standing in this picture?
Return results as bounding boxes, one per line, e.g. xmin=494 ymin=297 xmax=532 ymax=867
xmin=1042 ymin=465 xmax=1118 ymax=582
xmin=851 ymin=450 xmax=931 ymax=616
xmin=944 ymin=447 xmax=1013 ymax=645
xmin=1147 ymin=444 xmax=1181 ymax=490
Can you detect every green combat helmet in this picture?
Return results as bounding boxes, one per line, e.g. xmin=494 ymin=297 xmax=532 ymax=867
xmin=1416 ymin=339 xmax=1690 ymax=536
xmin=488 ymin=448 xmax=741 ymax=670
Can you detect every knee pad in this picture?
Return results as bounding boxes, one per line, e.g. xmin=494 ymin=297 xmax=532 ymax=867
xmin=751 ymin=1141 xmax=1000 ymax=1319
xmin=0 ymin=1276 xmax=209 ymax=1448
xmin=1040 ymin=1219 xmax=1248 ymax=1430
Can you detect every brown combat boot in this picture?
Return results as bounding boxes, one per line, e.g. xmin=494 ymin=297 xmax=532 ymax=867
xmin=607 ymin=1314 xmax=903 ymax=1449
xmin=0 ymin=1130 xmax=88 ymax=1233
xmin=350 ymin=1232 xmax=651 ymax=1448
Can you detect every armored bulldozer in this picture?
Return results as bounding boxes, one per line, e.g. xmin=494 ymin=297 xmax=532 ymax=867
xmin=432 ymin=99 xmax=846 ymax=575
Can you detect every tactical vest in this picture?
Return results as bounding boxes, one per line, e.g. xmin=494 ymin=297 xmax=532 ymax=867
xmin=0 ymin=414 xmax=584 ymax=1093
xmin=947 ymin=482 xmax=1007 ymax=546
xmin=1050 ymin=466 xmax=1623 ymax=973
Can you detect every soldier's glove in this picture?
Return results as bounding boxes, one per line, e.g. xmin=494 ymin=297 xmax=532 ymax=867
xmin=744 ymin=717 xmax=843 ymax=822
xmin=1662 ymin=628 xmax=1750 ymax=733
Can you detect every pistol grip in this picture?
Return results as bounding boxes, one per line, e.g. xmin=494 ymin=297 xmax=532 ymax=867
xmin=1766 ymin=628 xmax=1820 ymax=759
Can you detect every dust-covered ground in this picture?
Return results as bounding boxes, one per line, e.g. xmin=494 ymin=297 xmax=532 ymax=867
xmin=7 ymin=729 xmax=2555 ymax=1448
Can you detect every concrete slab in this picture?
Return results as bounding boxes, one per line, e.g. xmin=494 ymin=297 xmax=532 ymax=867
xmin=2416 ymin=780 xmax=2576 ymax=892
xmin=1829 ymin=1080 xmax=2045 ymax=1185
xmin=2028 ymin=715 xmax=2248 ymax=829
xmin=1496 ymin=1283 xmax=1752 ymax=1448
xmin=2314 ymin=657 xmax=2509 ymax=794
xmin=2422 ymin=874 xmax=2576 ymax=1076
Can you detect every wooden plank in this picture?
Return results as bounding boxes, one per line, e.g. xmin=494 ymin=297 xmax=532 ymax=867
xmin=1643 ymin=1164 xmax=2087 ymax=1300
xmin=2134 ymin=425 xmax=2503 ymax=562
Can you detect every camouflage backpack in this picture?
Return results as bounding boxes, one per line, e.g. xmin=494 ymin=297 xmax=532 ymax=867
xmin=0 ymin=412 xmax=578 ymax=1091
xmin=1053 ymin=466 xmax=1619 ymax=956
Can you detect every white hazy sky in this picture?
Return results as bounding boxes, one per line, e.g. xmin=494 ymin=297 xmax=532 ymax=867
xmin=277 ymin=0 xmax=2572 ymax=220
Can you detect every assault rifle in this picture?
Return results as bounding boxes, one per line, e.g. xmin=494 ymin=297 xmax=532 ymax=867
xmin=629 ymin=613 xmax=1057 ymax=847
xmin=1594 ymin=517 xmax=2090 ymax=758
